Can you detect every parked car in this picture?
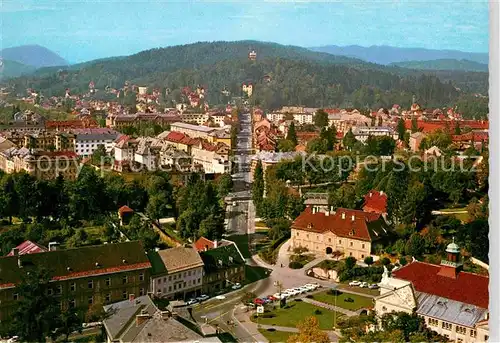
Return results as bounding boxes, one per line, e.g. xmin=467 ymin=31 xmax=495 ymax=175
xmin=267 ymin=295 xmax=278 ymax=301
xmin=294 ymin=287 xmax=307 ymax=294
xmin=369 ymin=284 xmax=379 ymax=289
xmin=196 ymin=294 xmax=209 ymax=301
xmin=273 ymin=292 xmax=282 ymax=299
xmin=360 ymin=282 xmax=369 ymax=288
xmin=186 ymin=298 xmax=198 ymax=306
xmin=231 ymin=283 xmax=242 ymax=290
xmin=349 ymin=281 xmax=361 ymax=286
xmin=233 ymin=201 xmax=237 ymax=206
xmin=304 ymin=283 xmax=318 ymax=290
xmin=254 ymin=298 xmax=265 ymax=305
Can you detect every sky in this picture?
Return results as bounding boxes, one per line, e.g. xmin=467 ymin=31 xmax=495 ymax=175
xmin=0 ymin=0 xmax=489 ymax=63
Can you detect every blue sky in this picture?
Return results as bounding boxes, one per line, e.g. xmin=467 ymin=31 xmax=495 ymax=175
xmin=0 ymin=0 xmax=489 ymax=63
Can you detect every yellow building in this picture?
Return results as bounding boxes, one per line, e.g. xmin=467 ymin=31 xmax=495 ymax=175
xmin=291 ymin=206 xmax=390 ymax=260
xmin=242 ymin=83 xmax=253 ymax=97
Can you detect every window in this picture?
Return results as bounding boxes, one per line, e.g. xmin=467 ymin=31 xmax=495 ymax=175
xmin=338 ymin=240 xmax=342 ymax=244
xmin=317 ymin=235 xmax=319 ymax=240
xmin=184 ymin=272 xmax=187 ymax=277
xmin=13 ymin=293 xmax=18 ymax=301
xmin=307 ymin=234 xmax=309 ymax=239
xmin=139 ymin=288 xmax=145 ymax=296
xmin=122 ymin=290 xmax=128 ymax=299
xmin=362 ymin=244 xmax=365 ymax=249
xmin=70 ymin=283 xmax=76 ymax=292
xmin=183 ymin=282 xmax=187 ymax=288
xmin=457 ymin=339 xmax=463 ymax=343
xmin=188 ymin=271 xmax=191 ymax=276
xmin=197 ymin=278 xmax=201 ymax=284
xmin=361 ymin=254 xmax=365 ymax=258
xmin=88 ymin=280 xmax=93 ymax=289
xmin=69 ymin=299 xmax=76 ymax=308
xmin=169 ymin=286 xmax=172 ymax=292
xmin=485 ymin=335 xmax=489 ymax=341
xmin=105 ymin=293 xmax=111 ymax=303
xmin=470 ymin=330 xmax=477 ymax=338
xmin=163 ymin=277 xmax=167 ymax=282
xmin=88 ymin=296 xmax=93 ymax=305
xmin=441 ymin=322 xmax=452 ymax=331
xmin=456 ymin=326 xmax=466 ymax=335
xmin=169 ymin=276 xmax=172 ymax=281
xmin=350 ymin=242 xmax=353 ymax=247
xmin=106 ymin=278 xmax=111 ymax=286
xmin=328 ymin=238 xmax=331 ymax=242
xmin=158 ymin=278 xmax=162 ymax=285
xmin=174 ymin=284 xmax=177 ymax=290
xmin=47 ymin=288 xmax=53 ymax=295
xmin=296 ymin=232 xmax=299 ymax=236
xmin=349 ymin=252 xmax=352 ymax=256
xmin=428 ymin=318 xmax=439 ymax=327
xmin=56 ymin=285 xmax=62 ymax=295
xmin=139 ymin=273 xmax=144 ymax=281
xmin=122 ymin=276 xmax=128 ymax=284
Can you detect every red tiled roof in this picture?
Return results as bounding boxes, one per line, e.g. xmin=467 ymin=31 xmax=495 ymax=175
xmin=292 ymin=207 xmax=381 ymax=241
xmin=404 ymin=120 xmax=489 ymax=133
xmin=7 ymin=240 xmax=47 ymax=256
xmin=452 ymin=132 xmax=489 ymax=143
xmin=51 ymin=262 xmax=151 ymax=282
xmin=363 ymin=190 xmax=388 ymax=214
xmin=392 ymin=261 xmax=489 ymax=309
xmin=194 ymin=237 xmax=215 ymax=252
xmin=118 ymin=205 xmax=134 ymax=215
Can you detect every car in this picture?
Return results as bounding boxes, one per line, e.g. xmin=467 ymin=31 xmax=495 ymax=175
xmin=349 ymin=281 xmax=361 ymax=286
xmin=196 ymin=294 xmax=210 ymax=301
xmin=254 ymin=298 xmax=265 ymax=305
xmin=279 ymin=293 xmax=288 ymax=299
xmin=273 ymin=292 xmax=281 ymax=298
xmin=233 ymin=201 xmax=237 ymax=206
xmin=360 ymin=282 xmax=369 ymax=288
xmin=304 ymin=283 xmax=318 ymax=290
xmin=267 ymin=295 xmax=278 ymax=301
xmin=286 ymin=289 xmax=299 ymax=296
xmin=369 ymin=284 xmax=379 ymax=289
xmin=186 ymin=298 xmax=198 ymax=305
xmin=215 ymin=295 xmax=226 ymax=300
xmin=262 ymin=298 xmax=272 ymax=304
xmin=231 ymin=283 xmax=242 ymax=290
xmin=299 ymin=286 xmax=311 ymax=292
xmin=294 ymin=287 xmax=307 ymax=294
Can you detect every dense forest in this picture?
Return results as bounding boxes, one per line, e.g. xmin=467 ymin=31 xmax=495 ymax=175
xmin=2 ymin=41 xmax=489 ymax=114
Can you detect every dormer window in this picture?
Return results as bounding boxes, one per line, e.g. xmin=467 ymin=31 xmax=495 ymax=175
xmin=307 ymin=223 xmax=313 ymax=229
xmin=349 ymin=229 xmax=355 ymax=236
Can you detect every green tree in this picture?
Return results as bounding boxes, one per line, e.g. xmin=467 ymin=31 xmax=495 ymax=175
xmin=252 ymin=160 xmax=264 ymax=204
xmin=277 ymin=139 xmax=296 ymax=152
xmin=344 ymin=256 xmax=357 ymax=269
xmin=364 ymin=256 xmax=374 ymax=265
xmin=454 ymin=121 xmax=461 ymax=135
xmin=54 ymin=310 xmax=83 ymax=342
xmin=405 ymin=233 xmax=426 ymax=257
xmin=329 ymin=184 xmax=356 ymax=209
xmin=216 ymin=173 xmax=233 ymax=198
xmin=342 ymin=128 xmax=357 ymax=150
xmin=10 ymin=268 xmax=61 ymax=342
xmin=288 ymin=316 xmax=330 ymax=343
xmin=411 ymin=117 xmax=419 ymax=133
xmin=286 ymin=121 xmax=298 ymax=146
xmin=396 ymin=118 xmax=406 ymax=141
xmin=314 ymin=109 xmax=329 ymax=128
xmin=0 ymin=174 xmax=18 ymax=223
xmin=306 ymin=138 xmax=328 ymax=154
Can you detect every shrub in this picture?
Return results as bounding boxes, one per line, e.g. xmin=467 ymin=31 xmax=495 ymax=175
xmin=314 ymin=309 xmax=322 ymax=315
xmin=306 ymin=295 xmax=313 ymax=299
xmin=381 ymin=257 xmax=391 ymax=266
xmin=399 ymin=256 xmax=408 ymax=266
xmin=345 ymin=256 xmax=357 ymax=269
xmin=289 ymin=261 xmax=303 ymax=269
xmin=364 ymin=256 xmax=374 ymax=265
xmin=293 ymin=246 xmax=309 ymax=254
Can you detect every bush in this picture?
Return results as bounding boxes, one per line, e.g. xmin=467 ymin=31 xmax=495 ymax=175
xmin=399 ymin=257 xmax=408 ymax=266
xmin=293 ymin=246 xmax=309 ymax=254
xmin=314 ymin=309 xmax=322 ymax=315
xmin=306 ymin=295 xmax=314 ymax=299
xmin=381 ymin=257 xmax=391 ymax=266
xmin=364 ymin=256 xmax=374 ymax=265
xmin=345 ymin=256 xmax=357 ymax=269
xmin=289 ymin=261 xmax=303 ymax=269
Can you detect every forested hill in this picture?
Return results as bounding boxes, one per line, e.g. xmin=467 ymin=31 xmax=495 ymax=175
xmin=390 ymin=59 xmax=488 ymax=72
xmin=2 ymin=41 xmax=489 ymax=111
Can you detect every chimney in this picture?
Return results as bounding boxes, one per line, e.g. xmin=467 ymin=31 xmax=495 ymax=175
xmin=351 ymin=215 xmax=355 ymax=221
xmin=312 ymin=207 xmax=316 ymax=214
xmin=129 ymin=294 xmax=135 ymax=302
xmin=214 ymin=240 xmax=218 ymax=248
xmin=369 ymin=192 xmax=373 ymax=198
xmin=380 ymin=190 xmax=384 ymax=195
xmin=12 ymin=248 xmax=19 ymax=256
xmin=204 ymin=245 xmax=209 ymax=251
xmin=48 ymin=242 xmax=59 ymax=251
xmin=325 ymin=211 xmax=329 ymax=216
xmin=341 ymin=212 xmax=346 ymax=219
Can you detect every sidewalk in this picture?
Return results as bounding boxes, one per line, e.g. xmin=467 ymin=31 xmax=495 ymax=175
xmin=232 ymin=305 xmax=268 ymax=342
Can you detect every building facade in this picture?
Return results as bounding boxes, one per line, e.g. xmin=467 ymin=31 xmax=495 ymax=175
xmin=199 ymin=244 xmax=245 ymax=294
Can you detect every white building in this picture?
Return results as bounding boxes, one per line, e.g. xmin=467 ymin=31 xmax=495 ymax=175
xmin=374 ymin=242 xmax=489 ymax=343
xmin=191 ymin=141 xmax=230 ymax=174
xmin=170 ymin=122 xmax=217 ymax=140
xmin=352 ymin=126 xmax=397 ymax=143
xmin=73 ymin=128 xmax=121 ymax=156
xmin=150 ymin=247 xmax=205 ymax=300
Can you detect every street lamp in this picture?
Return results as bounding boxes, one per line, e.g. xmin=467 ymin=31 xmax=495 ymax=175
xmin=333 ymin=285 xmax=338 ymax=330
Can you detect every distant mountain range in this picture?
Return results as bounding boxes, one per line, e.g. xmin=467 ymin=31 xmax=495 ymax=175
xmin=390 ymin=59 xmax=488 ymax=72
xmin=309 ymin=45 xmax=488 ymax=66
xmin=0 ymin=45 xmax=68 ymax=79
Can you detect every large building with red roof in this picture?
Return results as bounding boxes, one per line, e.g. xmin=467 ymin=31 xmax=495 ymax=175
xmin=375 ymin=241 xmax=489 ymax=343
xmin=291 ymin=206 xmax=391 ymax=259
xmin=362 ymin=190 xmax=388 ymax=215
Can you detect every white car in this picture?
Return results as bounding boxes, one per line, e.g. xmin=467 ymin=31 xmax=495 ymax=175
xmin=273 ymin=292 xmax=282 ymax=299
xmin=186 ymin=298 xmax=198 ymax=305
xmin=349 ymin=281 xmax=361 ymax=286
xmin=196 ymin=294 xmax=209 ymax=301
xmin=231 ymin=283 xmax=242 ymax=290
xmin=233 ymin=201 xmax=237 ymax=206
xmin=360 ymin=282 xmax=369 ymax=288
xmin=295 ymin=287 xmax=307 ymax=294
xmin=304 ymin=283 xmax=318 ymax=290
xmin=286 ymin=289 xmax=299 ymax=296
xmin=369 ymin=284 xmax=379 ymax=289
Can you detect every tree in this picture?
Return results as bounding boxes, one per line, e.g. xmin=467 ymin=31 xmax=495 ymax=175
xmin=364 ymin=256 xmax=374 ymax=265
xmin=342 ymin=128 xmax=357 ymax=150
xmin=306 ymin=138 xmax=328 ymax=154
xmin=314 ymin=109 xmax=329 ymax=128
xmin=288 ymin=316 xmax=330 ymax=343
xmin=10 ymin=268 xmax=61 ymax=342
xmin=216 ymin=173 xmax=233 ymax=198
xmin=329 ymin=184 xmax=356 ymax=209
xmin=396 ymin=118 xmax=406 ymax=141
xmin=286 ymin=121 xmax=298 ymax=146
xmin=411 ymin=117 xmax=419 ymax=133
xmin=345 ymin=256 xmax=357 ymax=269
xmin=405 ymin=233 xmax=426 ymax=257
xmin=277 ymin=139 xmax=296 ymax=152
xmin=252 ymin=160 xmax=264 ymax=204
xmin=320 ymin=126 xmax=336 ymax=151
xmin=54 ymin=310 xmax=83 ymax=342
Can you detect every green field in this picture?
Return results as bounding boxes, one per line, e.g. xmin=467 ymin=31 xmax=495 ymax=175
xmin=311 ymin=291 xmax=373 ymax=311
xmin=250 ymin=300 xmax=343 ymax=330
xmin=258 ymin=328 xmax=294 ymax=342
xmin=338 ymin=284 xmax=380 ymax=296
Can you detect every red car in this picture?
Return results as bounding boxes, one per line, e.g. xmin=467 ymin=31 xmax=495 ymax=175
xmin=253 ymin=298 xmax=265 ymax=305
xmin=266 ymin=295 xmax=278 ymax=301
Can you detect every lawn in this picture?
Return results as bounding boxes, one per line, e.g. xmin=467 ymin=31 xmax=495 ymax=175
xmin=250 ymin=300 xmax=343 ymax=330
xmin=258 ymin=328 xmax=294 ymax=342
xmin=338 ymin=284 xmax=381 ymax=297
xmin=311 ymin=290 xmax=374 ymax=311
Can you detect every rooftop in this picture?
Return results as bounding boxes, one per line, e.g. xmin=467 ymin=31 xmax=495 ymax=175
xmin=362 ymin=190 xmax=388 ymax=214
xmin=199 ymin=244 xmax=245 ymax=274
xmin=6 ymin=240 xmax=47 ymax=256
xmin=171 ymin=122 xmax=216 ymax=133
xmin=148 ymin=247 xmax=204 ymax=275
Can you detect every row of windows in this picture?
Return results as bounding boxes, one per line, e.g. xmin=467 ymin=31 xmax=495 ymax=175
xmin=15 ymin=288 xmax=146 ymax=304
xmin=157 ymin=270 xmax=202 ymax=284
xmin=428 ymin=317 xmax=479 ymax=338
xmin=157 ymin=278 xmax=202 ymax=294
xmin=296 ymin=233 xmax=366 ymax=249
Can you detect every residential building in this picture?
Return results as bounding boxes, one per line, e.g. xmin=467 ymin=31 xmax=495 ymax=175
xmin=103 ymin=295 xmax=215 ymax=343
xmin=73 ymin=128 xmax=121 ymax=156
xmin=191 ymin=141 xmax=230 ymax=174
xmin=22 ymin=131 xmax=76 ymax=151
xmin=180 ymin=112 xmax=209 ymax=125
xmin=352 ymin=126 xmax=397 ymax=143
xmin=108 ymin=112 xmax=181 ymax=129
xmin=170 ymin=122 xmax=219 ymax=140
xmin=6 ymin=240 xmax=48 ymax=256
xmin=328 ymin=110 xmax=372 ymax=133
xmin=303 ymin=193 xmax=330 ymax=213
xmin=409 ymin=132 xmax=427 ymax=151
xmin=0 ymin=241 xmax=151 ymax=322
xmin=199 ymin=244 xmax=245 ymax=294
xmin=291 ymin=206 xmax=391 ymax=259
xmin=148 ymin=247 xmax=204 ymax=300
xmin=0 ymin=137 xmax=15 ymax=151
xmin=6 ymin=111 xmax=45 ymax=133
xmin=250 ymin=151 xmax=304 ymax=185
xmin=404 ymin=119 xmax=488 ymax=134
xmin=242 ymin=82 xmax=253 ymax=97
xmin=375 ymin=242 xmax=489 ymax=343
xmin=159 ymin=146 xmax=192 ymax=171
xmin=362 ymin=190 xmax=388 ymax=215
xmin=193 ymin=237 xmax=235 ymax=252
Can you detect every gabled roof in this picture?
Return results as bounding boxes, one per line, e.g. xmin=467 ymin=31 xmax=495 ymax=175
xmin=362 ymin=190 xmax=388 ymax=214
xmin=7 ymin=240 xmax=47 ymax=256
xmin=291 ymin=207 xmax=387 ymax=242
xmin=118 ymin=205 xmax=134 ymax=215
xmin=199 ymin=244 xmax=245 ymax=274
xmin=148 ymin=247 xmax=204 ymax=275
xmin=391 ymin=261 xmax=489 ymax=309
xmin=194 ymin=237 xmax=215 ymax=252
